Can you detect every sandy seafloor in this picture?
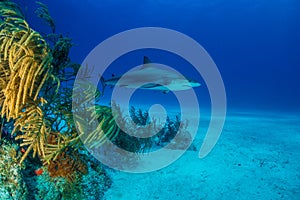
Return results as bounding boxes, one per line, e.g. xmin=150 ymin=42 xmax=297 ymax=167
xmin=102 ymin=112 xmax=300 ymax=200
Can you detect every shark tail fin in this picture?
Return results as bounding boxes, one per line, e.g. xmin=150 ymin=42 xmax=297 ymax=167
xmin=100 ymin=76 xmax=106 ymax=96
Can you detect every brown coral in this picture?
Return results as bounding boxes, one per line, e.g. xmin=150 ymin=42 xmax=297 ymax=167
xmin=47 ymin=148 xmax=88 ymax=182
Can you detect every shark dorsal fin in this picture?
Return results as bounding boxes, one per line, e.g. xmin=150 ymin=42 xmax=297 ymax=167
xmin=143 ymin=56 xmax=152 ymax=65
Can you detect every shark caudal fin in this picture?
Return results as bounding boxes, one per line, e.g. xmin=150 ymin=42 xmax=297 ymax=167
xmin=100 ymin=76 xmax=106 ymax=96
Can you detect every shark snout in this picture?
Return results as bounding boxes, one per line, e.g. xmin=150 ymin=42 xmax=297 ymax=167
xmin=188 ymin=80 xmax=201 ymax=87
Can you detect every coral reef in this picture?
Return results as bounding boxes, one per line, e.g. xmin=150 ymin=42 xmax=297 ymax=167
xmin=0 ymin=139 xmax=112 ymax=200
xmin=0 ymin=140 xmax=28 ymax=200
xmin=0 ymin=1 xmax=114 ymax=199
xmin=112 ymin=106 xmax=194 ymax=152
xmin=0 ymin=0 xmax=90 ymax=166
xmin=21 ymin=148 xmax=112 ymax=200
xmin=0 ymin=0 xmax=59 ymax=164
xmin=0 ymin=1 xmax=191 ymax=199
xmin=47 ymin=148 xmax=88 ymax=182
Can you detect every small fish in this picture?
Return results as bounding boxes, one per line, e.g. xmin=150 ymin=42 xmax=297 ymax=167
xmin=20 ymin=148 xmax=26 ymax=154
xmin=34 ymin=168 xmax=43 ymax=176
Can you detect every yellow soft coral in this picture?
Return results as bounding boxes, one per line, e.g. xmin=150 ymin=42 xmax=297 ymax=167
xmin=0 ymin=1 xmax=57 ymax=163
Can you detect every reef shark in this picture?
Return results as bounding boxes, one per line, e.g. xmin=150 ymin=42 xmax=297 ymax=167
xmin=101 ymin=56 xmax=201 ymax=94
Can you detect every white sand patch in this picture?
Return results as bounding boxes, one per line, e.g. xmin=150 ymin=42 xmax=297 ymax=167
xmin=103 ymin=113 xmax=300 ymax=200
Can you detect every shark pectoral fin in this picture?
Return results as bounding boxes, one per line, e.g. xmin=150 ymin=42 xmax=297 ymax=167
xmin=142 ymin=83 xmax=160 ymax=88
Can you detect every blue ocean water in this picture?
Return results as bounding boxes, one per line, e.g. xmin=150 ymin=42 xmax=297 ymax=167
xmin=15 ymin=0 xmax=300 ymax=113
xmin=7 ymin=0 xmax=300 ymax=199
